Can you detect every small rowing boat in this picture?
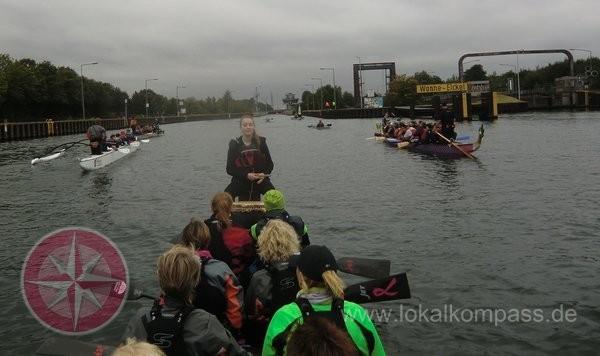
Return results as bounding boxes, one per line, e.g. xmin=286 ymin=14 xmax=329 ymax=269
xmin=79 ymin=141 xmax=140 ymax=171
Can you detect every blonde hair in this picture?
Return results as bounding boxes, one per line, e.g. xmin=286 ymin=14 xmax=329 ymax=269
xmin=156 ymin=245 xmax=201 ymax=305
xmin=211 ymin=192 xmax=233 ymax=230
xmin=112 ymin=337 xmax=166 ymax=356
xmin=257 ymin=219 xmax=300 ymax=263
xmin=239 ymin=114 xmax=261 ymax=151
xmin=181 ymin=218 xmax=211 ymax=251
xmin=297 ymin=269 xmax=345 ymax=299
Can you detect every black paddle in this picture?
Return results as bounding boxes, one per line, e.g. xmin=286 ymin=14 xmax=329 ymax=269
xmin=336 ymin=257 xmax=390 ymax=279
xmin=344 ymin=272 xmax=411 ymax=304
xmin=125 ymin=273 xmax=410 ymax=305
xmin=36 ymin=337 xmax=115 ymax=356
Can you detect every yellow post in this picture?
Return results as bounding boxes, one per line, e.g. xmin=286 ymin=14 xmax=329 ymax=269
xmin=461 ymin=92 xmax=468 ymax=120
xmin=491 ymin=92 xmax=498 ymax=120
xmin=46 ymin=119 xmax=55 ymax=135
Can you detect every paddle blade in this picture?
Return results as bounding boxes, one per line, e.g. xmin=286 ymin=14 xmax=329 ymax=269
xmin=344 ymin=273 xmax=411 ymax=304
xmin=36 ymin=337 xmax=114 ymax=356
xmin=337 ymin=257 xmax=390 ymax=279
xmin=397 ymin=142 xmax=409 ymax=149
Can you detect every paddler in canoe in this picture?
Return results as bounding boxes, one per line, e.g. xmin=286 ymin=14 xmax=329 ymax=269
xmin=121 ymin=245 xmax=250 ymax=355
xmin=225 ymin=115 xmax=274 ymax=201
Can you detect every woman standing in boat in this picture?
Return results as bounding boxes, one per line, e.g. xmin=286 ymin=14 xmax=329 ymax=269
xmin=225 ymin=115 xmax=274 ymax=201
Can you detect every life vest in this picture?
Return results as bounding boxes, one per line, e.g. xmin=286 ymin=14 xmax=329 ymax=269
xmin=265 ymin=263 xmax=299 ymax=318
xmin=193 ymin=255 xmax=227 ymax=322
xmin=233 ymin=137 xmax=266 ymax=170
xmin=271 ymin=297 xmax=374 ymax=356
xmin=253 ymin=210 xmax=309 ymax=247
xmin=142 ymin=300 xmax=194 ymax=356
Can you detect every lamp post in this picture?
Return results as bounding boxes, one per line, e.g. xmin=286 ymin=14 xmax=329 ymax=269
xmin=145 ymin=78 xmax=158 ymax=117
xmin=304 ymin=84 xmax=315 ymax=110
xmin=227 ymin=89 xmax=235 ymax=119
xmin=319 ymin=67 xmax=336 ymax=109
xmin=356 ymin=56 xmax=363 ymax=108
xmin=311 ymin=77 xmax=323 ymax=110
xmin=80 ymin=62 xmax=98 ymax=120
xmin=176 ymin=85 xmax=186 ymax=116
xmin=500 ymin=63 xmax=519 ymax=97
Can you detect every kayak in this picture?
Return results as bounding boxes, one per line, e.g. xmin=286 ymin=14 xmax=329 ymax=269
xmin=307 ymin=124 xmax=332 ymax=129
xmin=31 ymin=149 xmax=66 ymax=165
xmin=79 ymin=141 xmax=140 ymax=171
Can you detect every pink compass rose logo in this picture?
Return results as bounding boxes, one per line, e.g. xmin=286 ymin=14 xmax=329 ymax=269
xmin=21 ymin=227 xmax=129 ymax=335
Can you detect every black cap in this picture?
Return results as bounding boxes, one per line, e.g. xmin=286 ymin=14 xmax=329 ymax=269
xmin=289 ymin=245 xmax=338 ymax=282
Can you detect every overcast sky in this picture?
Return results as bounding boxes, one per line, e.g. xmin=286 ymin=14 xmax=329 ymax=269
xmin=1 ymin=0 xmax=597 ymax=108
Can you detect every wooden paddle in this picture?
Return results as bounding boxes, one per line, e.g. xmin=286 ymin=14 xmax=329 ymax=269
xmin=434 ymin=131 xmax=476 ymax=159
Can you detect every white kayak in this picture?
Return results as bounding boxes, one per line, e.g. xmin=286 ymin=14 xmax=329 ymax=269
xmin=79 ymin=141 xmax=140 ymax=171
xmin=31 ymin=149 xmax=66 ymax=165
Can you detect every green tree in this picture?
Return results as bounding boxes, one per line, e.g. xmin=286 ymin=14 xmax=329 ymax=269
xmin=384 ymin=74 xmax=418 ymax=107
xmin=464 ymin=64 xmax=487 ymax=81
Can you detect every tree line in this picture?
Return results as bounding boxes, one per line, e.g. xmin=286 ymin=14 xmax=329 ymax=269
xmin=1 ymin=52 xmax=597 ymax=120
xmin=385 ymin=57 xmax=599 ymax=107
xmin=0 ymin=54 xmax=271 ymax=121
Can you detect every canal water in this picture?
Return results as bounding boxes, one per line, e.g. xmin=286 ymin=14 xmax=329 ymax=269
xmin=1 ymin=112 xmax=599 ymax=355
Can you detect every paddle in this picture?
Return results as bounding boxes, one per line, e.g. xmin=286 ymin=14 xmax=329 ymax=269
xmin=31 ymin=139 xmax=89 ymax=164
xmin=336 ymin=257 xmax=390 ymax=279
xmin=344 ymin=272 xmax=411 ymax=304
xmin=36 ymin=336 xmax=115 ymax=356
xmin=434 ymin=131 xmax=476 ymax=159
xmin=124 ymin=272 xmax=410 ymax=305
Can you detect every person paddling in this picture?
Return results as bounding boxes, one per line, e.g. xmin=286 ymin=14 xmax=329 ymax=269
xmin=86 ymin=118 xmax=106 ymax=155
xmin=262 ymin=245 xmax=385 ymax=356
xmin=120 ymin=245 xmax=250 ymax=356
xmin=180 ymin=218 xmax=244 ymax=338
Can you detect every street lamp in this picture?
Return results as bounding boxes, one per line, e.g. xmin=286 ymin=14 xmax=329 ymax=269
xmin=227 ymin=89 xmax=235 ymax=119
xmin=311 ymin=77 xmax=323 ymax=110
xmin=80 ymin=62 xmax=98 ymax=120
xmin=176 ymin=85 xmax=186 ymax=116
xmin=305 ymin=84 xmax=315 ymax=110
xmin=320 ymin=67 xmax=336 ymax=109
xmin=500 ymin=63 xmax=519 ymax=97
xmin=356 ymin=56 xmax=363 ymax=108
xmin=145 ymin=78 xmax=158 ymax=117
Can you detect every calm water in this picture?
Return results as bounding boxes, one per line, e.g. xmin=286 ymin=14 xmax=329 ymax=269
xmin=1 ymin=112 xmax=599 ymax=355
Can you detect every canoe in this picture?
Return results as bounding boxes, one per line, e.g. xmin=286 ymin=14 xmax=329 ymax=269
xmin=405 ymin=141 xmax=480 ymax=157
xmin=404 ymin=126 xmax=484 ymax=158
xmin=307 ymin=124 xmax=332 ymax=129
xmin=79 ymin=141 xmax=140 ymax=171
xmin=31 ymin=149 xmax=66 ymax=165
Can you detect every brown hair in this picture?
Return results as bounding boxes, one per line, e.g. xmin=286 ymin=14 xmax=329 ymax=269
xmin=211 ymin=192 xmax=233 ymax=230
xmin=181 ymin=218 xmax=211 ymax=251
xmin=286 ymin=317 xmax=360 ymax=356
xmin=239 ymin=114 xmax=261 ymax=151
xmin=156 ymin=245 xmax=201 ymax=305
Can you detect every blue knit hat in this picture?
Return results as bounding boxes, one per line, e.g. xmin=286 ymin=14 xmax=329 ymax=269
xmin=263 ymin=189 xmax=285 ymax=211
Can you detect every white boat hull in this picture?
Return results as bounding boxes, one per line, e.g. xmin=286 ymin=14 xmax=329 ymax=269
xmin=79 ymin=141 xmax=140 ymax=171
